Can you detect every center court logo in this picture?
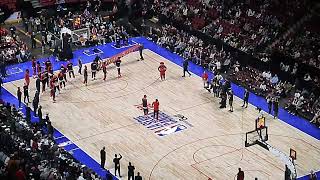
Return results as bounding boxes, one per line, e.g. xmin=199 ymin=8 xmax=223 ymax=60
xmin=133 ymin=111 xmax=193 ymax=137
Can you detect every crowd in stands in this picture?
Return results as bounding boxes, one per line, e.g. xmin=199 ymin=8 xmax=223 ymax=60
xmin=273 ymin=15 xmax=320 ymax=70
xmin=23 ymin=0 xmax=125 ymax=49
xmin=0 ymin=28 xmax=31 ymax=65
xmin=0 ymin=100 xmax=102 ymax=179
xmin=145 ymin=0 xmax=311 ymax=55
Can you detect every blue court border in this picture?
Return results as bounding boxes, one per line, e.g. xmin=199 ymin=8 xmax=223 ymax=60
xmin=1 ymin=37 xmax=319 ymax=179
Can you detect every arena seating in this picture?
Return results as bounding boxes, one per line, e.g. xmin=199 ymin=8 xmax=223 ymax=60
xmin=0 ymin=0 xmax=17 ymax=11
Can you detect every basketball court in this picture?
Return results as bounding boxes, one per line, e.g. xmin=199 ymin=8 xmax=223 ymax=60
xmin=3 ymin=47 xmax=320 ymax=180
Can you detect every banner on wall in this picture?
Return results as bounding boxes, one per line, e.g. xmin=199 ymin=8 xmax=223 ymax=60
xmin=105 ymin=44 xmax=141 ymax=65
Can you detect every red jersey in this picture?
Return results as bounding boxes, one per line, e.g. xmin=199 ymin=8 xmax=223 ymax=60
xmin=202 ymin=72 xmax=208 ymax=80
xmin=152 ymin=101 xmax=159 ymax=111
xmin=25 ymin=72 xmax=30 ymax=85
xmin=158 ymin=65 xmax=167 ymax=74
xmin=31 ymin=58 xmax=36 ymax=68
xmin=15 ymin=169 xmax=26 ymax=180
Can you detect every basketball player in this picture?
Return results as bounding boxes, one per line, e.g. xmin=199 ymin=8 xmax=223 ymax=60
xmin=102 ymin=61 xmax=107 ymax=81
xmin=115 ymin=57 xmax=122 ymax=77
xmin=202 ymin=71 xmax=208 ymax=88
xmin=266 ymin=95 xmax=273 ymax=114
xmin=58 ymin=71 xmax=66 ymax=89
xmin=182 ymin=59 xmax=191 ymax=77
xmin=113 ymin=154 xmax=122 ymax=177
xmin=36 ymin=61 xmax=42 ymax=76
xmin=242 ymin=89 xmax=249 ymax=108
xmin=273 ymin=97 xmax=279 ymax=119
xmin=152 ymin=99 xmax=159 ymax=120
xmin=158 ymin=62 xmax=167 ymax=80
xmin=31 ymin=56 xmax=36 ymax=77
xmin=40 ymin=72 xmax=46 ymax=93
xmin=219 ymin=91 xmax=227 ymax=108
xmin=142 ymin=95 xmax=148 ymax=115
xmin=100 ymin=147 xmax=106 ymax=169
xmin=25 ymin=69 xmax=30 ymax=86
xmin=237 ymin=168 xmax=244 ymax=180
xmin=229 ymin=90 xmax=234 ymax=112
xmin=83 ymin=65 xmax=88 ymax=86
xmin=91 ymin=60 xmax=98 ymax=80
xmin=60 ymin=64 xmax=68 ymax=82
xmin=36 ymin=76 xmax=41 ymax=93
xmin=53 ymin=75 xmax=60 ymax=94
xmin=78 ymin=57 xmax=82 ymax=74
xmin=23 ymin=83 xmax=30 ymax=103
xmin=139 ymin=43 xmax=144 ymax=60
xmin=67 ymin=61 xmax=75 ymax=78
xmin=135 ymin=172 xmax=142 ymax=180
xmin=50 ymin=77 xmax=56 ymax=102
xmin=128 ymin=162 xmax=135 ymax=180
xmin=17 ymin=87 xmax=22 ymax=108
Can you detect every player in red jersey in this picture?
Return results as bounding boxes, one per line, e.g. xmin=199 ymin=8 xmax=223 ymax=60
xmin=152 ymin=99 xmax=160 ymax=121
xmin=24 ymin=69 xmax=30 ymax=86
xmin=102 ymin=61 xmax=107 ymax=81
xmin=202 ymin=71 xmax=208 ymax=88
xmin=158 ymin=62 xmax=167 ymax=80
xmin=50 ymin=77 xmax=56 ymax=102
xmin=31 ymin=56 xmax=36 ymax=77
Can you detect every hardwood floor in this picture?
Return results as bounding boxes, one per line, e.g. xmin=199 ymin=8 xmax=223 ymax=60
xmin=4 ymin=50 xmax=320 ymax=180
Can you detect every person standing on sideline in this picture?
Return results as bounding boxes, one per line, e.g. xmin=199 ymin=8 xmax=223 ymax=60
xmin=138 ymin=43 xmax=144 ymax=60
xmin=17 ymin=87 xmax=22 ymax=108
xmin=0 ymin=77 xmax=3 ymax=94
xmin=237 ymin=168 xmax=244 ymax=180
xmin=273 ymin=97 xmax=279 ymax=119
xmin=67 ymin=61 xmax=75 ymax=78
xmin=83 ymin=65 xmax=88 ymax=86
xmin=158 ymin=62 xmax=167 ymax=80
xmin=113 ymin=154 xmax=122 ymax=177
xmin=115 ymin=57 xmax=122 ymax=77
xmin=25 ymin=103 xmax=31 ymax=123
xmin=229 ymin=90 xmax=234 ymax=112
xmin=36 ymin=76 xmax=41 ymax=93
xmin=135 ymin=172 xmax=142 ymax=180
xmin=219 ymin=92 xmax=227 ymax=108
xmin=266 ymin=95 xmax=273 ymax=114
xmin=284 ymin=165 xmax=291 ymax=180
xmin=38 ymin=105 xmax=43 ymax=125
xmin=100 ymin=147 xmax=106 ymax=169
xmin=78 ymin=57 xmax=82 ymax=74
xmin=102 ymin=61 xmax=107 ymax=81
xmin=31 ymin=32 xmax=36 ymax=49
xmin=91 ymin=60 xmax=98 ymax=80
xmin=182 ymin=59 xmax=191 ymax=77
xmin=32 ymin=97 xmax=39 ymax=117
xmin=142 ymin=95 xmax=148 ymax=116
xmin=309 ymin=170 xmax=317 ymax=180
xmin=242 ymin=89 xmax=249 ymax=108
xmin=152 ymin=99 xmax=160 ymax=120
xmin=128 ymin=162 xmax=135 ymax=180
xmin=23 ymin=83 xmax=30 ymax=103
xmin=202 ymin=71 xmax=208 ymax=88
